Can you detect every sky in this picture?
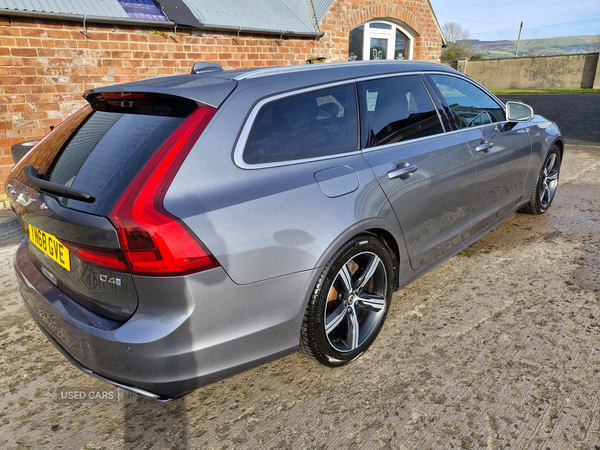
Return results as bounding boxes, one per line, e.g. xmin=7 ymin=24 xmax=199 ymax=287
xmin=429 ymin=0 xmax=600 ymax=42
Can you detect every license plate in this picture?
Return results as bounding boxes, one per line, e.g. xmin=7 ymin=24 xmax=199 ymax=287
xmin=29 ymin=224 xmax=71 ymax=271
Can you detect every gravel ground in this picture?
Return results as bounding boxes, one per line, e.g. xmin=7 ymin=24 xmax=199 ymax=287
xmin=1 ymin=144 xmax=599 ymax=450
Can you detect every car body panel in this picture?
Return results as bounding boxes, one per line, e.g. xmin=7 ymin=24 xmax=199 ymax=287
xmin=457 ymin=122 xmax=533 ymax=233
xmin=5 ymin=178 xmax=136 ymax=320
xmin=7 ymin=60 xmax=564 ymax=399
xmin=14 ymin=242 xmax=317 ymax=398
xmin=167 ymin=145 xmax=397 ymax=284
xmin=363 ymin=133 xmax=477 ymax=270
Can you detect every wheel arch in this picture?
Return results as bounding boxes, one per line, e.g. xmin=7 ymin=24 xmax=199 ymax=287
xmin=553 ymin=138 xmax=564 ymax=162
xmin=314 ymin=219 xmax=406 ymax=292
xmin=361 ymin=228 xmax=401 ymax=289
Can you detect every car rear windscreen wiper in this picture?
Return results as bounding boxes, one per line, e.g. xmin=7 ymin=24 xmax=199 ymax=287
xmin=24 ymin=165 xmax=95 ymax=203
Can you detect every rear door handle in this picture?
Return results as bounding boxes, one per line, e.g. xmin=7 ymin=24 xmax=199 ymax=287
xmin=475 ymin=142 xmax=494 ymax=152
xmin=387 ymin=164 xmax=418 ymax=179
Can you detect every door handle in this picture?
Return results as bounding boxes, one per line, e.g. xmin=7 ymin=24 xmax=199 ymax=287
xmin=387 ymin=164 xmax=418 ymax=179
xmin=475 ymin=142 xmax=494 ymax=152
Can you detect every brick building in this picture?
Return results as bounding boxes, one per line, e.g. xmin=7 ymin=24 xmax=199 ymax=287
xmin=0 ymin=0 xmax=444 ymax=191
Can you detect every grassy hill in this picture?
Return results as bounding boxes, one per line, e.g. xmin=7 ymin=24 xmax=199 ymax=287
xmin=471 ymin=35 xmax=599 ymax=59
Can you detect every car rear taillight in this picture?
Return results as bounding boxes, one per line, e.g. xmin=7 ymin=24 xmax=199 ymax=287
xmin=61 ymin=240 xmax=128 ymax=272
xmin=45 ymin=105 xmax=218 ymax=276
xmin=106 ymin=105 xmax=220 ymax=276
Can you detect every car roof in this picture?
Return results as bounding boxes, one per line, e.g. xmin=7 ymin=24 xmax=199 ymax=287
xmin=85 ymin=60 xmax=459 ymax=108
xmin=233 ymin=60 xmax=455 ymax=80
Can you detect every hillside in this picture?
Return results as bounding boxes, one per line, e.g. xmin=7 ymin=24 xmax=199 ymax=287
xmin=470 ymin=35 xmax=599 ymax=59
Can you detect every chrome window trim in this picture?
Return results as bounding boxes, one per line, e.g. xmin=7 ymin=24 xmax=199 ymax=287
xmin=236 ymin=149 xmax=364 ymax=170
xmin=234 ymin=80 xmax=360 ymax=170
xmin=234 ymin=70 xmax=506 ymax=168
xmin=361 ymin=120 xmax=514 ymax=156
xmin=361 ymin=130 xmax=457 ymax=154
xmin=354 ymin=70 xmax=423 ymax=82
xmin=450 ymin=120 xmax=513 ymax=135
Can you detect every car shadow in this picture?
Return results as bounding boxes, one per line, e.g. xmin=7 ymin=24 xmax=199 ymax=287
xmin=123 ymin=397 xmax=189 ymax=448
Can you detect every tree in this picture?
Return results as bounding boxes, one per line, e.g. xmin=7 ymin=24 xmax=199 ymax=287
xmin=526 ymin=31 xmax=546 ymax=56
xmin=441 ymin=22 xmax=472 ymax=61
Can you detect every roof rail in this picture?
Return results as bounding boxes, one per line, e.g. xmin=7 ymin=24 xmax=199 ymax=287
xmin=233 ymin=60 xmax=417 ymax=80
xmin=191 ymin=62 xmax=224 ymax=74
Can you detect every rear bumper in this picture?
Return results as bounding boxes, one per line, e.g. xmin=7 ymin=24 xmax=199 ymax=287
xmin=14 ymin=242 xmax=315 ymax=399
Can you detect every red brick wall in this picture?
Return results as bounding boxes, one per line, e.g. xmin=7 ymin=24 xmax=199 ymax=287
xmin=0 ymin=0 xmax=441 ymax=191
xmin=322 ymin=0 xmax=443 ymax=62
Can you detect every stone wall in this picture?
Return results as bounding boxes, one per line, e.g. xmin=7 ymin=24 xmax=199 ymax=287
xmin=452 ymin=53 xmax=600 ymax=90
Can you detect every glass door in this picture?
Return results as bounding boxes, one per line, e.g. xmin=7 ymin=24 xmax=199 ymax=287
xmin=349 ymin=21 xmax=412 ymax=61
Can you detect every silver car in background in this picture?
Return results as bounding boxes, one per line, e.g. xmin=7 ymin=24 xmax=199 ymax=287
xmin=6 ymin=60 xmax=563 ymax=400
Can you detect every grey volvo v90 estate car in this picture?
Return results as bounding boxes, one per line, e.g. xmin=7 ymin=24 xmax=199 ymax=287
xmin=6 ymin=60 xmax=563 ymax=400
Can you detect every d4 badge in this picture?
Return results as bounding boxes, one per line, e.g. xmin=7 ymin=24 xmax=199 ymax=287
xmin=100 ymin=274 xmax=121 ymax=286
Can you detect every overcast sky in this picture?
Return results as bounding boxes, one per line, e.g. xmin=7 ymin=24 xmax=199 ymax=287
xmin=429 ymin=0 xmax=600 ymax=42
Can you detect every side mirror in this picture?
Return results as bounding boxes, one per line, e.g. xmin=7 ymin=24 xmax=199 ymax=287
xmin=506 ymin=101 xmax=534 ymax=122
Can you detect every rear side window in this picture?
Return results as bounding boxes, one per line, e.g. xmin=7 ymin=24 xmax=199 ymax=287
xmin=243 ymin=84 xmax=359 ymax=165
xmin=363 ymin=75 xmax=443 ymax=147
xmin=430 ymin=74 xmax=505 ymax=128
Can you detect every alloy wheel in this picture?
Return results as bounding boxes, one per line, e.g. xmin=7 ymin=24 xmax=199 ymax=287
xmin=540 ymin=152 xmax=559 ymax=209
xmin=324 ymin=251 xmax=388 ymax=353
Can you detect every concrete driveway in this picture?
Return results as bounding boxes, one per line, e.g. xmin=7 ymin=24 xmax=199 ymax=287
xmin=1 ymin=143 xmax=599 ymax=449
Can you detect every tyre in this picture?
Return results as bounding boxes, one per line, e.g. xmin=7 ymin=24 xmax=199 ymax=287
xmin=11 ymin=140 xmax=39 ymax=164
xmin=300 ymin=234 xmax=393 ymax=366
xmin=0 ymin=211 xmax=25 ymax=247
xmin=519 ymin=145 xmax=561 ymax=215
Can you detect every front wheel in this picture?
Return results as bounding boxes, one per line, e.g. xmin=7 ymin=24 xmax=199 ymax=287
xmin=300 ymin=234 xmax=393 ymax=367
xmin=519 ymin=145 xmax=561 ymax=215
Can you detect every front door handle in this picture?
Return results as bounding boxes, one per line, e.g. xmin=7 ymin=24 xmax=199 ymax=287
xmin=475 ymin=142 xmax=494 ymax=152
xmin=387 ymin=164 xmax=418 ymax=180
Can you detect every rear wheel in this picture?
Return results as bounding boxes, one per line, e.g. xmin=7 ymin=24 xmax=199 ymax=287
xmin=300 ymin=234 xmax=393 ymax=366
xmin=519 ymin=145 xmax=561 ymax=215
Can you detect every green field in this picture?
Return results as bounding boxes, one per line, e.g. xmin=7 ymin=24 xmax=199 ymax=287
xmin=473 ymin=35 xmax=599 ymax=59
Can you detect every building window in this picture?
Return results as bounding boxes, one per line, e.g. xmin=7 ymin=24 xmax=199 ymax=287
xmin=349 ymin=21 xmax=413 ymax=61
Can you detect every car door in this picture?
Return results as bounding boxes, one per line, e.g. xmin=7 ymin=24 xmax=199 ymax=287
xmin=427 ymin=74 xmax=532 ymax=233
xmin=359 ymin=74 xmax=477 ymax=270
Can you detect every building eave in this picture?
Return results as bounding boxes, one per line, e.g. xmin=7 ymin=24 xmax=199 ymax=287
xmin=426 ymin=0 xmax=447 ymax=45
xmin=0 ymin=8 xmax=323 ymax=37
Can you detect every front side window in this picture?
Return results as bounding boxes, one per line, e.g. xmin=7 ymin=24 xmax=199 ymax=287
xmin=363 ymin=75 xmax=444 ymax=147
xmin=430 ymin=75 xmax=505 ymax=129
xmin=243 ymin=84 xmax=358 ymax=165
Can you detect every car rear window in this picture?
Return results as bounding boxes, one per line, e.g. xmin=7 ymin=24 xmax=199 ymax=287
xmin=17 ymin=95 xmax=197 ymax=216
xmin=243 ymin=84 xmax=359 ymax=165
xmin=49 ymin=112 xmax=182 ymax=196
